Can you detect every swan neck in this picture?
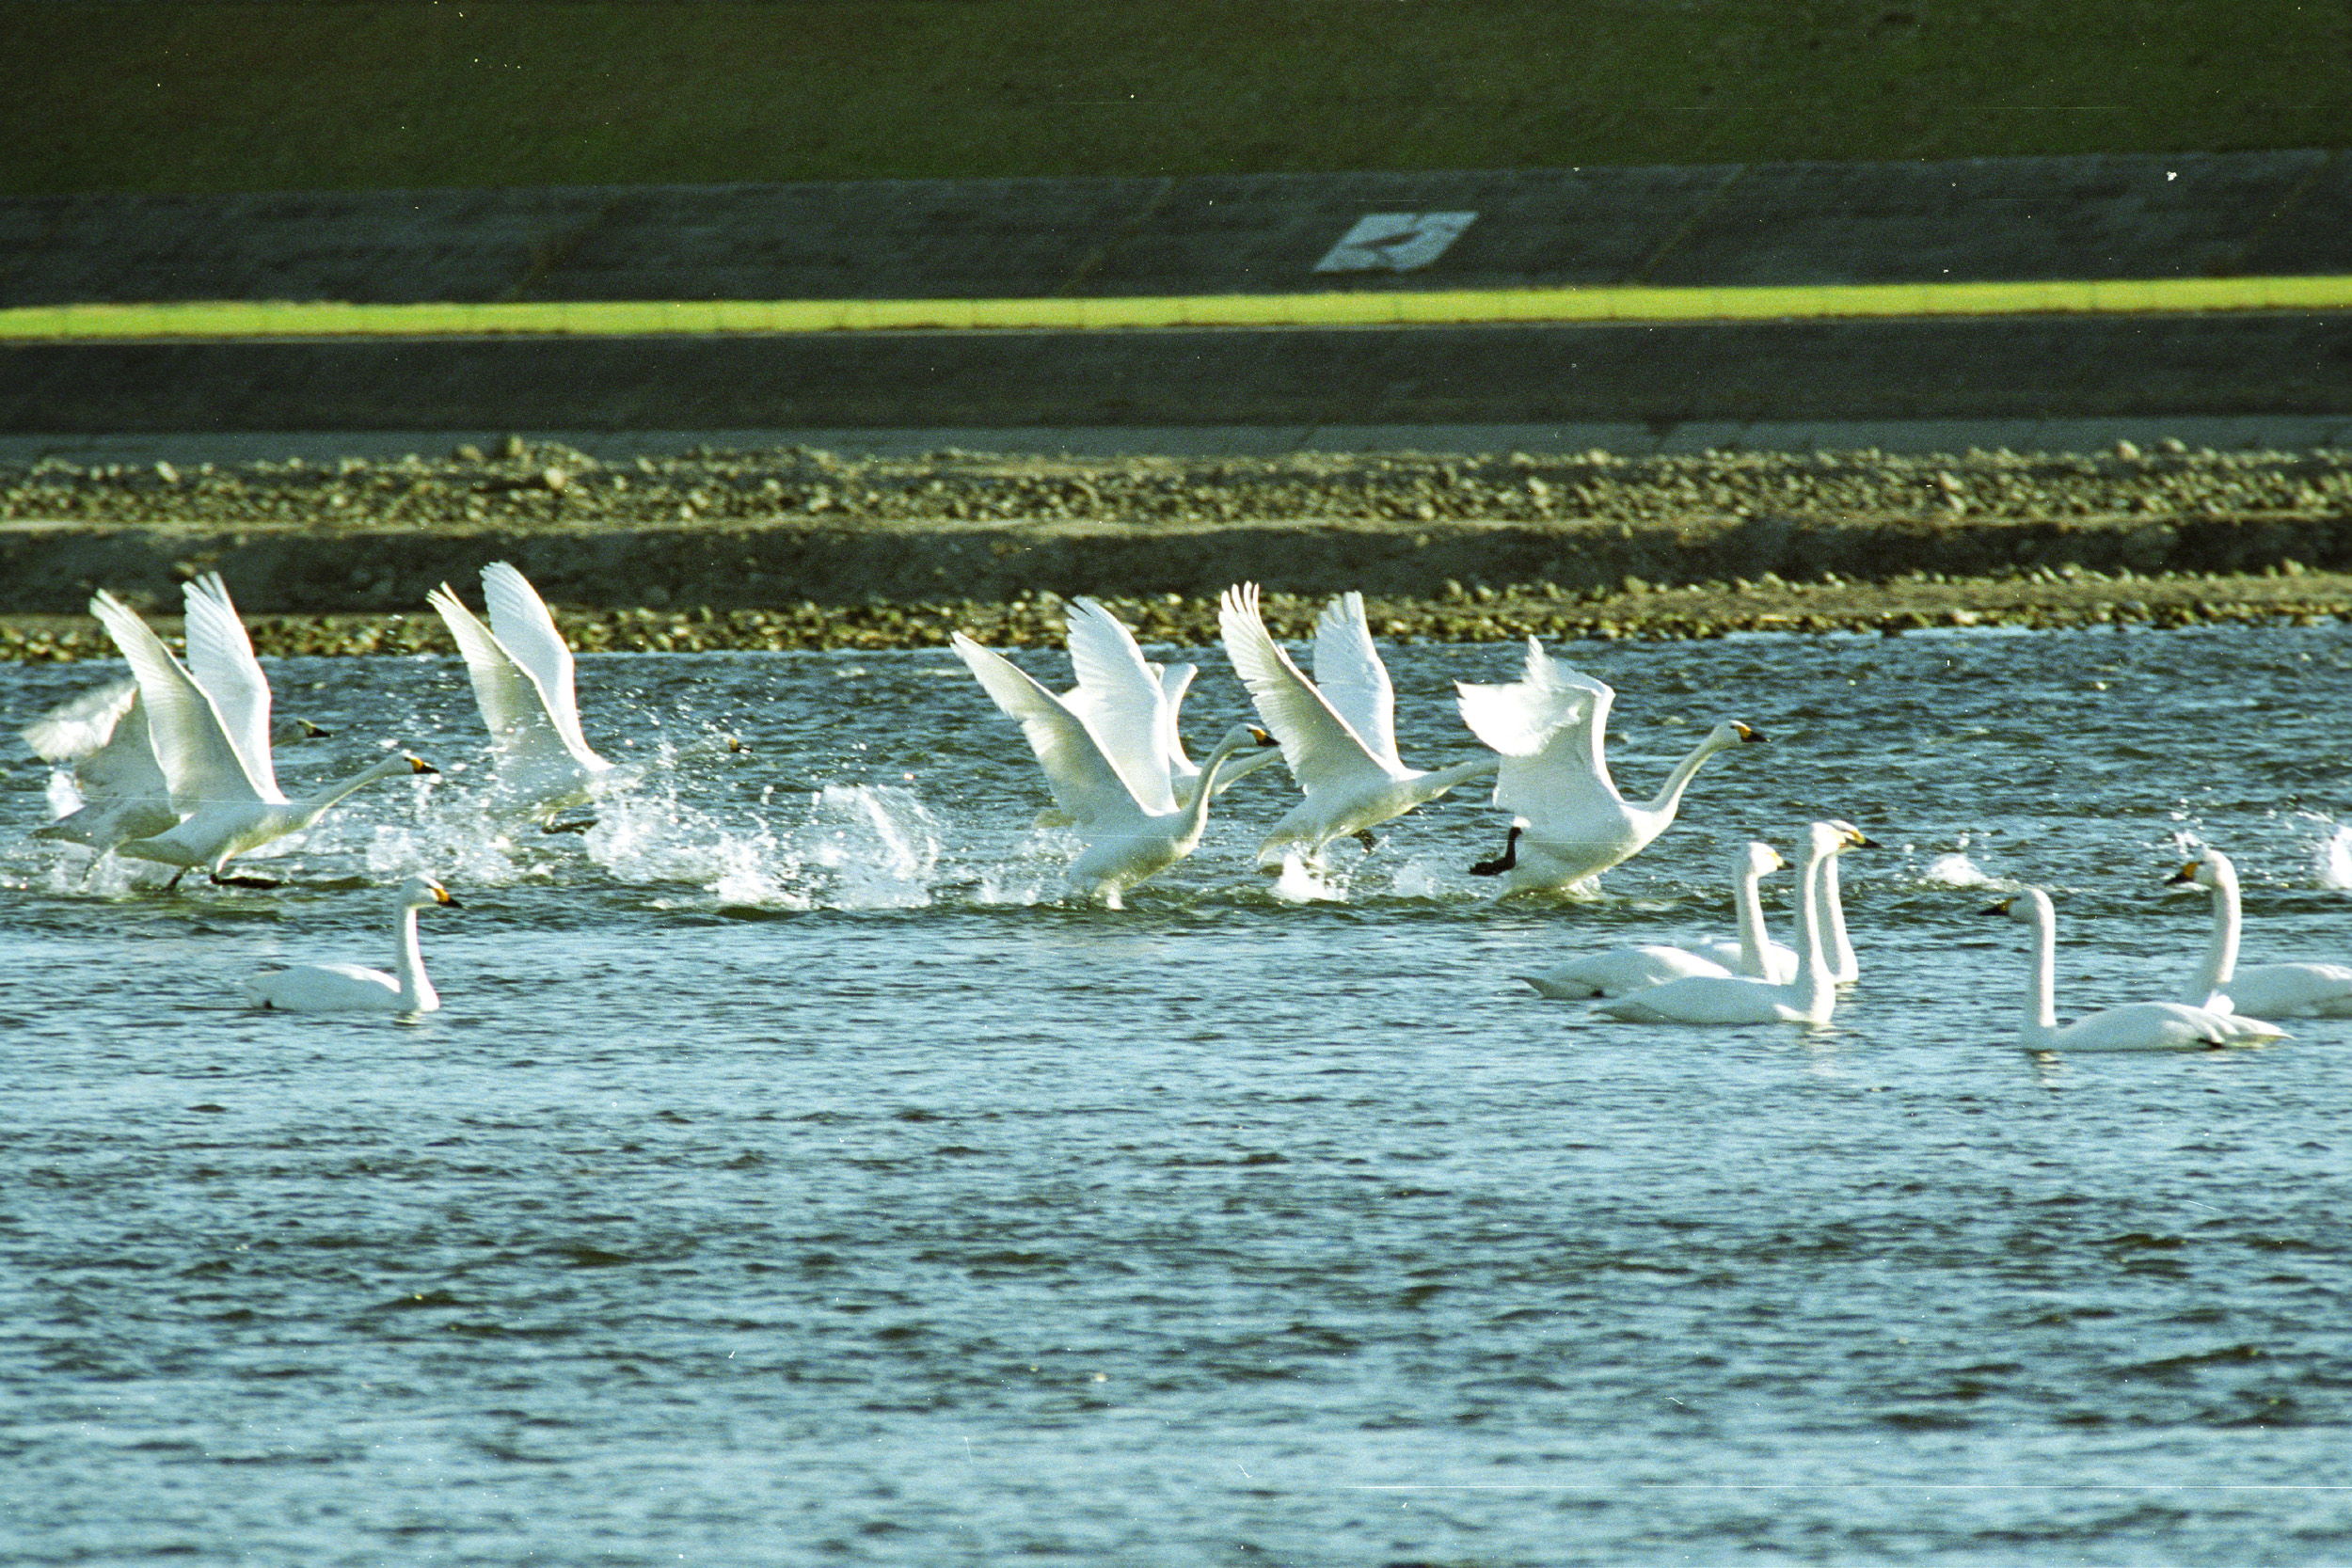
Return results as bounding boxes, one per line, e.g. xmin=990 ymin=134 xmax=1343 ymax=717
xmin=1821 ymin=853 xmax=1856 ymax=981
xmin=299 ymin=754 xmax=410 ymax=820
xmin=1639 ymin=737 xmax=1729 ymax=818
xmin=394 ymin=901 xmax=433 ymax=1010
xmin=1185 ymin=733 xmax=1255 ymax=834
xmin=1733 ymin=863 xmax=1769 ymax=974
xmin=2025 ymin=895 xmax=2058 ymax=1039
xmin=1793 ymin=845 xmax=1831 ymax=1008
xmin=2190 ymin=870 xmax=2241 ymax=1003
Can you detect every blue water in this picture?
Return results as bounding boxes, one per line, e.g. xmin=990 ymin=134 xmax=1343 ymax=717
xmin=6 ymin=626 xmax=2351 ymax=1565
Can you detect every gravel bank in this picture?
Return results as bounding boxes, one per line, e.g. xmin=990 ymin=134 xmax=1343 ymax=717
xmin=5 ymin=438 xmax=2349 ymax=660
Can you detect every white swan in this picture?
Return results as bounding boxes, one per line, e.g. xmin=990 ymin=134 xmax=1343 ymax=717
xmin=1032 ymin=595 xmax=1286 ymax=827
xmin=1683 ymin=816 xmax=1867 ymax=984
xmin=24 ymin=679 xmax=332 ymax=851
xmin=241 ymin=875 xmax=460 ymax=1013
xmin=1456 ymin=637 xmax=1762 ymax=894
xmin=1521 ymin=839 xmax=1793 ymax=998
xmin=90 ymin=578 xmax=438 ymax=887
xmin=429 ymin=562 xmax=619 ymax=821
xmin=1216 ymin=583 xmax=1499 ymax=867
xmin=2170 ymin=849 xmax=2352 ymax=1017
xmin=1593 ymin=821 xmax=1863 ymax=1024
xmin=1982 ymin=885 xmax=2288 ymax=1052
xmin=950 ymin=630 xmax=1277 ymax=907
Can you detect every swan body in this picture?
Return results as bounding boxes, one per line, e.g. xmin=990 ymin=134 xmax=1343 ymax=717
xmin=1457 ymin=637 xmax=1762 ymax=894
xmin=2170 ymin=850 xmax=2352 ymax=1018
xmin=1033 ymin=595 xmax=1285 ymax=827
xmin=430 ymin=562 xmax=618 ymax=820
xmin=1983 ymin=886 xmax=2287 ymax=1052
xmin=1522 ymin=840 xmax=1792 ymax=998
xmin=1593 ymin=822 xmax=1863 ymax=1024
xmin=90 ymin=578 xmax=437 ymax=886
xmin=1217 ymin=583 xmax=1499 ymax=867
xmin=951 ymin=629 xmax=1276 ymax=907
xmin=25 ymin=680 xmax=332 ymax=852
xmin=241 ymin=876 xmax=460 ymax=1013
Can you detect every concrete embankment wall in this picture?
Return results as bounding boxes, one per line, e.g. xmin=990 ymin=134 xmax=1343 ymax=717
xmin=5 ymin=150 xmax=2348 ymax=436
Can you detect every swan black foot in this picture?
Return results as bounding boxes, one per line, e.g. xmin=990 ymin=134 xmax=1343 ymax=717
xmin=1470 ymin=825 xmax=1523 ymax=877
xmin=210 ymin=871 xmax=284 ymax=889
xmin=1352 ymin=829 xmax=1381 ymax=853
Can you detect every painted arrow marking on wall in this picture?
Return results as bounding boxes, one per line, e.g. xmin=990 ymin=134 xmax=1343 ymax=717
xmin=1312 ymin=213 xmax=1478 ymax=274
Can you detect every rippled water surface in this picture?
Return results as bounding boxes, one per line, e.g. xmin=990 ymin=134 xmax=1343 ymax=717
xmin=6 ymin=626 xmax=2351 ymax=1565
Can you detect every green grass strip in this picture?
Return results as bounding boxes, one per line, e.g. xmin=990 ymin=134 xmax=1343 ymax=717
xmin=6 ymin=277 xmax=2350 ymax=341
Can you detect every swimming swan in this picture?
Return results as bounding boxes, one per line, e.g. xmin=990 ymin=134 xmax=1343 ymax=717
xmin=241 ymin=875 xmax=460 ymax=1013
xmin=1592 ymin=821 xmax=1864 ymax=1024
xmin=1216 ymin=583 xmax=1499 ymax=867
xmin=1521 ymin=839 xmax=1793 ymax=998
xmin=1683 ymin=816 xmax=1866 ymax=984
xmin=24 ymin=679 xmax=333 ymax=852
xmin=1980 ymin=886 xmax=2288 ymax=1052
xmin=951 ymin=630 xmax=1278 ymax=907
xmin=1032 ymin=595 xmax=1286 ymax=827
xmin=429 ymin=562 xmax=618 ymax=820
xmin=2169 ymin=849 xmax=2352 ymax=1017
xmin=90 ymin=578 xmax=438 ymax=888
xmin=1457 ymin=637 xmax=1763 ymax=895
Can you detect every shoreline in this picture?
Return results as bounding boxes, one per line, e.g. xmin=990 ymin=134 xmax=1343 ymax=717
xmin=5 ymin=440 xmax=2349 ymax=659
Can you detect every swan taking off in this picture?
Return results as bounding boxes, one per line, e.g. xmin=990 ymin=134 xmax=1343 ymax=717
xmin=950 ymin=629 xmax=1278 ymax=907
xmin=1592 ymin=821 xmax=1865 ymax=1025
xmin=1456 ymin=638 xmax=1762 ymax=895
xmin=242 ymin=875 xmax=461 ymax=1013
xmin=90 ymin=578 xmax=438 ymax=888
xmin=24 ymin=679 xmax=332 ymax=852
xmin=1521 ymin=839 xmax=1794 ymax=999
xmin=429 ymin=562 xmax=619 ymax=821
xmin=2169 ymin=849 xmax=2352 ymax=1017
xmin=1981 ymin=886 xmax=2288 ymax=1052
xmin=1216 ymin=583 xmax=1499 ymax=868
xmin=1033 ymin=595 xmax=1286 ymax=827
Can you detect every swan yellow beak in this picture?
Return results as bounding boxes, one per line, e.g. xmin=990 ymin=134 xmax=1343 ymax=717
xmin=1735 ymin=723 xmax=1767 ymax=743
xmin=407 ymin=754 xmax=440 ymax=775
xmin=1977 ymin=898 xmax=2015 ymax=917
xmin=2164 ymin=863 xmax=2200 ymax=884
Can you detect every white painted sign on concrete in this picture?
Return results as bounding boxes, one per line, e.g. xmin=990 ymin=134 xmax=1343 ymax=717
xmin=1312 ymin=212 xmax=1478 ymax=273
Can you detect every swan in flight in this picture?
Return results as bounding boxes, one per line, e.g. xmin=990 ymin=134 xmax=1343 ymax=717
xmin=430 ymin=562 xmax=622 ymax=822
xmin=1216 ymin=583 xmax=1499 ymax=868
xmin=1592 ymin=821 xmax=1865 ymax=1024
xmin=89 ymin=577 xmax=437 ymax=888
xmin=950 ymin=630 xmax=1278 ymax=907
xmin=2169 ymin=849 xmax=2352 ymax=1017
xmin=1980 ymin=886 xmax=2287 ymax=1052
xmin=1521 ymin=839 xmax=1795 ymax=998
xmin=242 ymin=875 xmax=460 ymax=1013
xmin=24 ymin=679 xmax=331 ymax=852
xmin=1031 ymin=595 xmax=1285 ymax=827
xmin=1456 ymin=638 xmax=1762 ymax=895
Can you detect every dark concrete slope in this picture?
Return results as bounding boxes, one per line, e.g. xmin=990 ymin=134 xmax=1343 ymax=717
xmin=6 ymin=312 xmax=2348 ymax=434
xmin=2 ymin=150 xmax=2344 ymax=309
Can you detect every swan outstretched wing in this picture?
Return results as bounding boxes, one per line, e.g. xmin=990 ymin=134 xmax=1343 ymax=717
xmin=1218 ymin=584 xmax=1396 ymax=793
xmin=1310 ymin=592 xmax=1400 ymax=767
xmin=481 ymin=562 xmax=601 ymax=765
xmin=88 ymin=590 xmax=270 ymax=805
xmin=428 ymin=582 xmax=576 ymax=768
xmin=22 ymin=678 xmax=138 ymax=762
xmin=1060 ymin=596 xmax=1178 ymax=806
xmin=1458 ymin=639 xmax=1622 ymax=821
xmin=1154 ymin=662 xmax=1200 ymax=775
xmin=952 ymin=633 xmax=1159 ymax=829
xmin=181 ymin=573 xmax=279 ymax=796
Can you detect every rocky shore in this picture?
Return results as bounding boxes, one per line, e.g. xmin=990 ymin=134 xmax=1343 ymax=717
xmin=4 ymin=438 xmax=2348 ymax=660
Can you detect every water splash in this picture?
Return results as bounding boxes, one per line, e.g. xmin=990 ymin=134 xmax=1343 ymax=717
xmin=1269 ymin=854 xmax=1348 ymax=903
xmin=1920 ymin=852 xmax=1993 ymax=887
